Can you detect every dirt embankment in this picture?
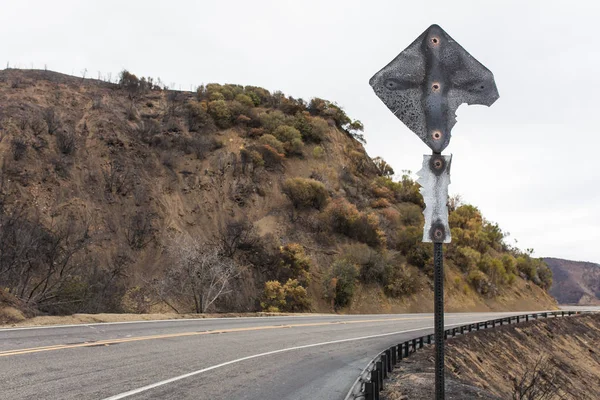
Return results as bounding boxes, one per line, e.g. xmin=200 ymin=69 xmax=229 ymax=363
xmin=384 ymin=313 xmax=600 ymax=400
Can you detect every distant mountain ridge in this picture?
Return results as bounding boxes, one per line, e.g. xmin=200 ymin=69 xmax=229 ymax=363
xmin=544 ymin=258 xmax=600 ymax=305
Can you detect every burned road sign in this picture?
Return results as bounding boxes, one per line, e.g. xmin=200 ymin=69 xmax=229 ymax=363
xmin=417 ymin=154 xmax=452 ymax=243
xmin=369 ymin=24 xmax=499 ymax=153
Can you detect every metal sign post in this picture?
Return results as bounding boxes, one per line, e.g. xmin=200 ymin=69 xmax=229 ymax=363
xmin=369 ymin=24 xmax=499 ymax=399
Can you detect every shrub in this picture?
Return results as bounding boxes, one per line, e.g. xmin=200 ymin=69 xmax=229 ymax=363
xmin=373 ymin=157 xmax=395 ymax=177
xmin=278 ymin=243 xmax=312 ymax=284
xmin=538 ymin=262 xmax=553 ymax=289
xmin=468 ymin=270 xmax=492 ymax=295
xmin=43 ymin=107 xmax=60 ymax=134
xmin=207 ymin=100 xmax=232 ymax=128
xmin=273 ymin=125 xmax=304 ymax=155
xmin=209 ymin=91 xmax=225 ymax=101
xmin=324 ymin=198 xmax=385 ymax=247
xmin=342 ymin=243 xmax=386 ymax=284
xmin=259 ymin=110 xmax=290 ymax=132
xmin=370 ymin=198 xmax=391 ymax=208
xmin=501 ymin=254 xmax=518 ymax=275
xmin=273 ymin=125 xmax=302 ymax=143
xmin=325 ymin=258 xmax=358 ymax=309
xmin=56 ymin=129 xmax=76 ymax=155
xmin=259 ymin=134 xmax=285 ymax=154
xmin=235 ymin=93 xmax=255 ymax=107
xmin=185 ymin=101 xmax=213 ymax=132
xmin=240 ymin=147 xmax=264 ymax=171
xmin=244 ymin=86 xmax=272 ymax=105
xmin=293 ymin=113 xmax=328 ymax=143
xmin=282 ymin=178 xmax=329 ymax=210
xmin=384 ymin=263 xmax=420 ymax=298
xmin=312 ymin=146 xmax=325 ymax=159
xmin=261 ymin=279 xmax=310 ymax=312
xmin=453 ymin=246 xmax=481 ymax=272
xmin=516 ymin=255 xmax=537 ymax=281
xmin=11 ymin=137 xmax=27 ymax=160
xmin=257 ymin=145 xmax=284 ymax=169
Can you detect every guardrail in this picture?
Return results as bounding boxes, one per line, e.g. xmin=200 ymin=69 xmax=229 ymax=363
xmin=344 ymin=311 xmax=585 ymax=400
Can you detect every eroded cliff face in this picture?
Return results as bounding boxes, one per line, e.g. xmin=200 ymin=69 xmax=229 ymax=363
xmin=0 ymin=68 xmax=555 ymax=318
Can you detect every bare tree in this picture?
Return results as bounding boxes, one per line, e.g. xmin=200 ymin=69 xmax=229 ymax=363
xmin=212 ymin=219 xmax=259 ymax=257
xmin=162 ymin=235 xmax=242 ymax=313
xmin=512 ymin=356 xmax=569 ymax=400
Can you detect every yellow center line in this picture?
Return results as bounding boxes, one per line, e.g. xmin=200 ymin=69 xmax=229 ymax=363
xmin=0 ymin=316 xmax=432 ymax=358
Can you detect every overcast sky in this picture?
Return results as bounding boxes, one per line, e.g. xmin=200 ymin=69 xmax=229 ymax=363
xmin=1 ymin=0 xmax=598 ymax=263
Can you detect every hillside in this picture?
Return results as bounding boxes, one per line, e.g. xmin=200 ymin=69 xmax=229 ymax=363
xmin=544 ymin=258 xmax=600 ymax=305
xmin=0 ymin=68 xmax=556 ymax=320
xmin=384 ymin=314 xmax=600 ymax=399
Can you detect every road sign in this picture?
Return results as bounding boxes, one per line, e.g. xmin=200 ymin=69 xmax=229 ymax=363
xmin=369 ymin=24 xmax=499 ymax=400
xmin=369 ymin=24 xmax=499 ymax=154
xmin=417 ymin=154 xmax=452 ymax=243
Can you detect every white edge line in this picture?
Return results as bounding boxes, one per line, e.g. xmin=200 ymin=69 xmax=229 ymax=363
xmin=101 ymin=315 xmax=529 ymax=400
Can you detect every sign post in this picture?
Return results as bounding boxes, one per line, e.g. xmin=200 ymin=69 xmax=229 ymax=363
xmin=369 ymin=24 xmax=499 ymax=399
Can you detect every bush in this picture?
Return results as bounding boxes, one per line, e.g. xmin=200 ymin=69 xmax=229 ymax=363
xmin=240 ymin=147 xmax=264 ymax=171
xmin=468 ymin=270 xmax=492 ymax=295
xmin=453 ymin=246 xmax=481 ymax=272
xmin=11 ymin=137 xmax=27 ymax=161
xmin=278 ymin=243 xmax=312 ymax=284
xmin=273 ymin=125 xmax=304 ymax=155
xmin=373 ymin=157 xmax=395 ymax=177
xmin=259 ymin=134 xmax=285 ymax=154
xmin=207 ymin=100 xmax=232 ymax=128
xmin=235 ymin=93 xmax=255 ymax=107
xmin=324 ymin=198 xmax=385 ymax=247
xmin=185 ymin=101 xmax=214 ymax=132
xmin=312 ymin=146 xmax=325 ymax=159
xmin=501 ymin=254 xmax=517 ymax=275
xmin=293 ymin=113 xmax=329 ymax=143
xmin=257 ymin=145 xmax=284 ymax=169
xmin=259 ymin=110 xmax=290 ymax=132
xmin=384 ymin=263 xmax=420 ymax=298
xmin=261 ymin=279 xmax=310 ymax=312
xmin=282 ymin=178 xmax=329 ymax=210
xmin=56 ymin=129 xmax=76 ymax=155
xmin=324 ymin=258 xmax=358 ymax=309
xmin=538 ymin=263 xmax=553 ymax=289
xmin=43 ymin=107 xmax=60 ymax=134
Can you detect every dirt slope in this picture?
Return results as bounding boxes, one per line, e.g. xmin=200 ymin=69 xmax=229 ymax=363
xmin=384 ymin=313 xmax=600 ymax=399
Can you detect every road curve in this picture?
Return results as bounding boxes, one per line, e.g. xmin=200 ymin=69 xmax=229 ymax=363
xmin=0 ymin=312 xmax=531 ymax=400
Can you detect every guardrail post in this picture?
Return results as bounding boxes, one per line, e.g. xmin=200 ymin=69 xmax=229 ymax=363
xmin=412 ymin=338 xmax=417 ymax=351
xmin=381 ymin=355 xmax=388 ymax=379
xmin=386 ymin=349 xmax=393 ymax=372
xmin=376 ymin=361 xmax=384 ymax=389
xmin=391 ymin=346 xmax=397 ymax=365
xmin=517 ymin=315 xmax=520 ymax=323
xmin=419 ymin=337 xmax=424 ymax=349
xmin=398 ymin=344 xmax=403 ymax=361
xmin=371 ymin=368 xmax=380 ymax=400
xmin=428 ymin=334 xmax=432 ymax=344
xmin=404 ymin=342 xmax=409 ymax=358
xmin=365 ymin=380 xmax=375 ymax=400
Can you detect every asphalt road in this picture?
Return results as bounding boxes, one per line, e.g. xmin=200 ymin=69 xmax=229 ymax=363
xmin=0 ymin=311 xmax=539 ymax=400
